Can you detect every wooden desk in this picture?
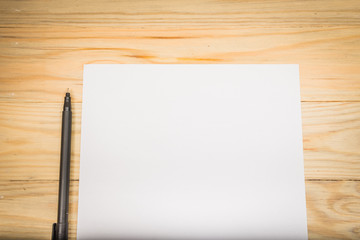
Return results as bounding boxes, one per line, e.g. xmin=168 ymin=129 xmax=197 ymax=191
xmin=0 ymin=0 xmax=359 ymax=239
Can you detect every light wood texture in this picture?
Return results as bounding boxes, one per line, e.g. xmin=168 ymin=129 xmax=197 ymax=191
xmin=302 ymin=102 xmax=360 ymax=180
xmin=0 ymin=0 xmax=359 ymax=239
xmin=306 ymin=181 xmax=360 ymax=240
xmin=1 ymin=1 xmax=360 ymax=102
xmin=0 ymin=181 xmax=79 ymax=240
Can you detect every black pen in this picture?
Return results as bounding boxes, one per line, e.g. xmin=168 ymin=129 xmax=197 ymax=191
xmin=52 ymin=91 xmax=72 ymax=240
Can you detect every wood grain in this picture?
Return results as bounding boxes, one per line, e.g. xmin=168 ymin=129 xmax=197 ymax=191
xmin=0 ymin=0 xmax=359 ymax=239
xmin=302 ymin=102 xmax=360 ymax=180
xmin=0 ymin=103 xmax=82 ymax=181
xmin=0 ymin=181 xmax=359 ymax=240
xmin=0 ymin=181 xmax=78 ymax=240
xmin=0 ymin=1 xmax=360 ymax=102
xmin=306 ymin=181 xmax=360 ymax=240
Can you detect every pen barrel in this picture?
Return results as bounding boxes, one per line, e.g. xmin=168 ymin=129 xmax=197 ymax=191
xmin=57 ymin=109 xmax=71 ymax=240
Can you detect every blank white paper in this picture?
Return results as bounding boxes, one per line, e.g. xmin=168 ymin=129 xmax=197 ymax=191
xmin=77 ymin=64 xmax=308 ymax=240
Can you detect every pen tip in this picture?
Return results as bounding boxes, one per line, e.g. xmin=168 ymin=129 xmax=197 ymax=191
xmin=67 ymin=88 xmax=70 ymax=93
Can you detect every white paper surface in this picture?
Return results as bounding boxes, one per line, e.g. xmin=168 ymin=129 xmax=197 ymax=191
xmin=77 ymin=64 xmax=308 ymax=240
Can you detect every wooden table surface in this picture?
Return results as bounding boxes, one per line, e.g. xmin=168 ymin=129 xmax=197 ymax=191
xmin=0 ymin=0 xmax=359 ymax=239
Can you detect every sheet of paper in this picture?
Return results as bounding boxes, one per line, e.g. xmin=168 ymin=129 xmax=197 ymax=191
xmin=77 ymin=64 xmax=308 ymax=240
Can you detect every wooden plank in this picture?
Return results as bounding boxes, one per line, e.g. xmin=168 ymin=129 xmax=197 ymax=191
xmin=0 ymin=181 xmax=78 ymax=240
xmin=306 ymin=180 xmax=360 ymax=240
xmin=302 ymin=102 xmax=360 ymax=180
xmin=0 ymin=102 xmax=82 ymax=181
xmin=0 ymin=0 xmax=359 ymax=27
xmin=0 ymin=180 xmax=359 ymax=240
xmin=0 ymin=102 xmax=359 ymax=181
xmin=0 ymin=26 xmax=359 ymax=102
